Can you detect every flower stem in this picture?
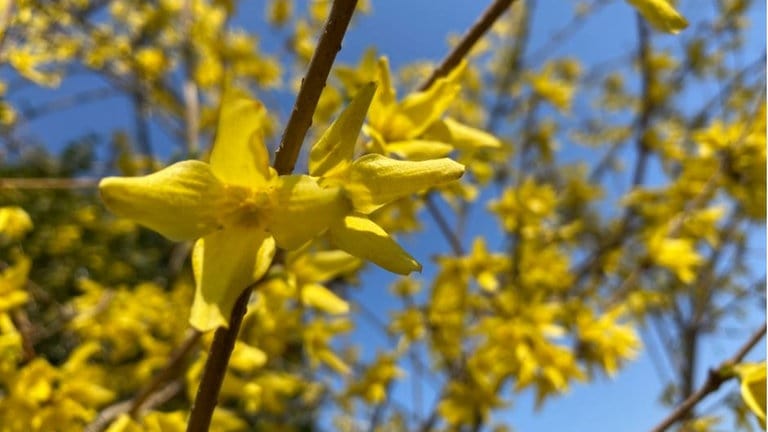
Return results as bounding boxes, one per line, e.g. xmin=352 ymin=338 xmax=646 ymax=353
xmin=649 ymin=321 xmax=766 ymax=432
xmin=419 ymin=0 xmax=515 ymax=92
xmin=186 ymin=0 xmax=359 ymax=429
xmin=186 ymin=288 xmax=251 ymax=432
xmin=273 ymin=0 xmax=359 ymax=175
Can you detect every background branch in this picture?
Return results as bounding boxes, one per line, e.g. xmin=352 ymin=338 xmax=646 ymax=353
xmin=649 ymin=322 xmax=767 ymax=432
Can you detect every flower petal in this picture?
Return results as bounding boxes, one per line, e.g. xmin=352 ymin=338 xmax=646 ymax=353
xmin=346 ymin=154 xmax=465 ymax=213
xmin=424 ymin=117 xmax=502 ymax=151
xmin=386 ymin=140 xmax=454 ymax=160
xmin=289 ymin=249 xmax=362 ymax=283
xmin=99 ymin=160 xmax=235 ymax=241
xmin=626 ymin=0 xmax=688 ymax=34
xmin=267 ymin=175 xmax=350 ymax=249
xmin=329 ymin=215 xmax=420 ymax=275
xmin=189 ymin=228 xmax=275 ymax=331
xmin=736 ymin=363 xmax=767 ymax=428
xmin=209 ymin=88 xmax=272 ymax=187
xmin=394 ymin=60 xmax=466 ymax=138
xmin=301 ymin=283 xmax=349 ymax=314
xmin=309 ymin=82 xmax=377 ymax=178
xmin=366 ymin=57 xmax=398 ymax=136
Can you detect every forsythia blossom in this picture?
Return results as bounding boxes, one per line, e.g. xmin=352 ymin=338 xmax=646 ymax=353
xmin=99 ymin=83 xmax=464 ymax=331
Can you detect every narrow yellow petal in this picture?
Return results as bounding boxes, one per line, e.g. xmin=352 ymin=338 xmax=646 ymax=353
xmin=736 ymin=363 xmax=767 ymax=427
xmin=395 ymin=60 xmax=466 ymax=138
xmin=267 ymin=175 xmax=351 ymax=249
xmin=309 ymin=82 xmax=377 ymax=178
xmin=210 ymin=88 xmax=272 ymax=187
xmin=190 ymin=228 xmax=275 ymax=331
xmin=99 ymin=160 xmax=234 ymax=241
xmin=229 ymin=341 xmax=268 ymax=372
xmin=329 ymin=215 xmax=420 ymax=275
xmin=626 ymin=0 xmax=688 ymax=34
xmin=346 ymin=154 xmax=465 ymax=213
xmin=367 ymin=57 xmax=398 ymax=133
xmin=289 ymin=249 xmax=362 ymax=283
xmin=301 ymin=283 xmax=349 ymax=314
xmin=373 ymin=57 xmax=396 ymax=108
xmin=424 ymin=117 xmax=502 ymax=151
xmin=386 ymin=140 xmax=454 ymax=160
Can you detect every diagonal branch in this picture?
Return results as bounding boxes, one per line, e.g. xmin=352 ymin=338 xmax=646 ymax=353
xmin=417 ymin=0 xmax=517 ymax=258
xmin=649 ymin=321 xmax=767 ymax=432
xmin=419 ymin=0 xmax=516 ymax=92
xmin=273 ymin=0 xmax=359 ymax=175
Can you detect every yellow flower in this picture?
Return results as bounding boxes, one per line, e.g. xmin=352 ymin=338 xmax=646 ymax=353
xmin=646 ymin=230 xmax=703 ymax=283
xmin=364 ymin=57 xmax=501 ymax=160
xmin=100 ymin=89 xmax=342 ymax=330
xmin=0 ymin=206 xmax=33 ymax=241
xmin=100 ymin=84 xmax=465 ymax=331
xmin=734 ymin=362 xmax=766 ymax=428
xmin=625 ymin=0 xmax=688 ymax=34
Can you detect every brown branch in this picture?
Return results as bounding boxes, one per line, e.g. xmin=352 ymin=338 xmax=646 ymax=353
xmin=129 ymin=329 xmax=201 ymax=417
xmin=186 ymin=288 xmax=251 ymax=432
xmin=10 ymin=309 xmax=36 ymax=362
xmin=20 ymin=87 xmax=118 ymax=120
xmin=273 ymin=0 xmax=359 ymax=175
xmin=84 ymin=330 xmax=202 ymax=432
xmin=419 ymin=0 xmax=515 ymax=92
xmin=85 ymin=379 xmax=186 ymax=432
xmin=416 ymin=0 xmax=517 ymax=258
xmin=187 ymin=1 xmax=359 ymax=429
xmin=0 ymin=177 xmax=100 ymax=189
xmin=181 ymin=0 xmax=199 ymax=156
xmin=649 ymin=321 xmax=767 ymax=432
xmin=425 ymin=194 xmax=464 ymax=256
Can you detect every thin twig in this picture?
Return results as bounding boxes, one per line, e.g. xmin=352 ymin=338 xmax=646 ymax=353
xmin=424 ymin=195 xmax=464 ymax=256
xmin=273 ymin=0 xmax=359 ymax=175
xmin=20 ymin=87 xmax=118 ymax=120
xmin=84 ymin=330 xmax=202 ymax=432
xmin=132 ymin=91 xmax=153 ymax=160
xmin=0 ymin=177 xmax=100 ymax=189
xmin=419 ymin=0 xmax=515 ymax=92
xmin=86 ymin=379 xmax=186 ymax=432
xmin=417 ymin=0 xmax=517 ymax=258
xmin=187 ymin=1 xmax=359 ymax=430
xmin=649 ymin=322 xmax=767 ymax=432
xmin=129 ymin=330 xmax=202 ymax=417
xmin=186 ymin=287 xmax=251 ymax=432
xmin=181 ymin=0 xmax=199 ymax=156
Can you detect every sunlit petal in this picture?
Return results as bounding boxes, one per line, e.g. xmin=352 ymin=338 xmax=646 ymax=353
xmin=626 ymin=0 xmax=688 ymax=34
xmin=289 ymin=249 xmax=362 ymax=283
xmin=190 ymin=228 xmax=275 ymax=331
xmin=395 ymin=61 xmax=466 ymax=138
xmin=209 ymin=88 xmax=272 ymax=187
xmin=386 ymin=140 xmax=454 ymax=160
xmin=309 ymin=82 xmax=376 ymax=178
xmin=301 ymin=283 xmax=349 ymax=314
xmin=329 ymin=215 xmax=420 ymax=275
xmin=367 ymin=57 xmax=397 ymax=131
xmin=267 ymin=175 xmax=350 ymax=249
xmin=424 ymin=117 xmax=502 ymax=151
xmin=99 ymin=160 xmax=235 ymax=241
xmin=346 ymin=154 xmax=465 ymax=213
